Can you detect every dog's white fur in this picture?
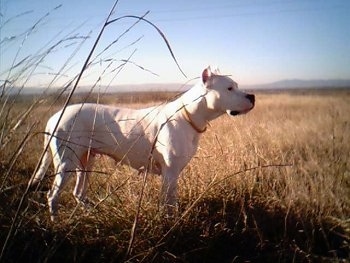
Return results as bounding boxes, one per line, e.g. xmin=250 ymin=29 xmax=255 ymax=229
xmin=29 ymin=66 xmax=255 ymax=221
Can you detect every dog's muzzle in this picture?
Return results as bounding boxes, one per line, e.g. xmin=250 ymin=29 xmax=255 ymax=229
xmin=229 ymin=94 xmax=255 ymax=116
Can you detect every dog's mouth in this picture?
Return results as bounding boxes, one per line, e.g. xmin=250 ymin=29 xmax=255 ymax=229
xmin=229 ymin=110 xmax=241 ymax=116
xmin=228 ymin=106 xmax=254 ymax=116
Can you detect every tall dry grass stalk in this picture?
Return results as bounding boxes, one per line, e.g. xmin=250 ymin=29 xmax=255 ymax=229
xmin=0 ymin=1 xmax=349 ymax=262
xmin=1 ymin=1 xmax=187 ymax=261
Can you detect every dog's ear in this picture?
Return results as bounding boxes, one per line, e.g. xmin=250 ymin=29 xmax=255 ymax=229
xmin=212 ymin=65 xmax=221 ymax=75
xmin=202 ymin=66 xmax=212 ymax=85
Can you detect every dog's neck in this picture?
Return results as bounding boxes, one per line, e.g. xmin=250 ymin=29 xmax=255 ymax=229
xmin=181 ymin=99 xmax=208 ymax=133
xmin=178 ymin=83 xmax=223 ymax=133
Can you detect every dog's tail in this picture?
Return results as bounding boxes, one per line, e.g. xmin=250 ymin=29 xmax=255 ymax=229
xmin=28 ymin=128 xmax=52 ymax=189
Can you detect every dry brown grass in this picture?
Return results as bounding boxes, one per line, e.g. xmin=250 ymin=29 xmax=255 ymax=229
xmin=0 ymin=90 xmax=349 ymax=262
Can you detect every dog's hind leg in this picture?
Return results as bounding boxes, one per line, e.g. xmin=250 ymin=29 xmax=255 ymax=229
xmin=28 ymin=130 xmax=52 ymax=189
xmin=47 ymin=161 xmax=74 ymax=222
xmin=73 ymin=151 xmax=94 ymax=206
xmin=47 ymin=140 xmax=77 ymax=221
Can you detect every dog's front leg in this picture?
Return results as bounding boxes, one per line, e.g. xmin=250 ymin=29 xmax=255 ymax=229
xmin=161 ymin=167 xmax=180 ymax=217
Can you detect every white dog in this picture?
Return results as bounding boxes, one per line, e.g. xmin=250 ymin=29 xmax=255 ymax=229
xmin=29 ymin=66 xmax=255 ymax=221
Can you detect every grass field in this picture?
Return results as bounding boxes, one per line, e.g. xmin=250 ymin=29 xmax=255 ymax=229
xmin=0 ymin=89 xmax=349 ymax=262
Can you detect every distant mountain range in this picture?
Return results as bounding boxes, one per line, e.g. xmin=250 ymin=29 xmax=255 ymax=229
xmin=5 ymin=79 xmax=350 ymax=95
xmin=244 ymin=79 xmax=350 ymax=90
xmin=114 ymin=79 xmax=350 ymax=91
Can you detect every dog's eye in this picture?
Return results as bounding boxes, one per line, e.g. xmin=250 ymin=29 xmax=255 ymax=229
xmin=227 ymin=87 xmax=233 ymax=91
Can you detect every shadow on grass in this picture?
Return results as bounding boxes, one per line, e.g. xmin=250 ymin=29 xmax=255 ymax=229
xmin=1 ymin=188 xmax=349 ymax=263
xmin=152 ymin=198 xmax=349 ymax=262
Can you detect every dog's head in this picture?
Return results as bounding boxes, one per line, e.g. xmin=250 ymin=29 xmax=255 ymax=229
xmin=202 ymin=66 xmax=255 ymax=116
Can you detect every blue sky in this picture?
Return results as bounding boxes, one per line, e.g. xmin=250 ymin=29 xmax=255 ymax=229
xmin=1 ymin=0 xmax=350 ymax=89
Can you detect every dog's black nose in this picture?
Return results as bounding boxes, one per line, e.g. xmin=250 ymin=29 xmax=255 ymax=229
xmin=246 ymin=94 xmax=255 ymax=105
